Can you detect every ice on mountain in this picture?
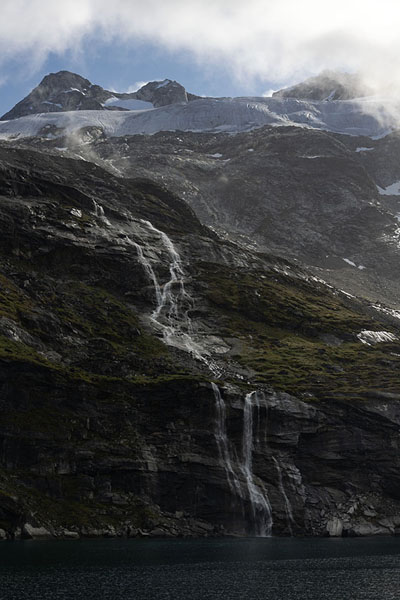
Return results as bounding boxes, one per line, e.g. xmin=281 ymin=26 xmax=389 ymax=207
xmin=156 ymin=79 xmax=172 ymax=89
xmin=103 ymin=97 xmax=154 ymax=111
xmin=1 ymin=95 xmax=400 ymax=140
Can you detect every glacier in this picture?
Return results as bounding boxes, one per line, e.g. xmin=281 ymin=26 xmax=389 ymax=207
xmin=0 ymin=95 xmax=400 ymax=140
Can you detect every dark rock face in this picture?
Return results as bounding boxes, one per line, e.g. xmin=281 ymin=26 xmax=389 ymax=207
xmin=1 ymin=143 xmax=400 ymax=539
xmin=273 ymin=71 xmax=372 ymax=101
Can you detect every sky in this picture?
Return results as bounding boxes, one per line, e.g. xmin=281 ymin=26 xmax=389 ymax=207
xmin=1 ymin=0 xmax=400 ymax=116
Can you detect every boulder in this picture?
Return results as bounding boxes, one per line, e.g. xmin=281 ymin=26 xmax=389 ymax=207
xmin=22 ymin=523 xmax=52 ymax=539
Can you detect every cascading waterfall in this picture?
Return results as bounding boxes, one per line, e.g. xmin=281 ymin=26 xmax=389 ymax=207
xmin=272 ymin=456 xmax=295 ymax=535
xmin=134 ymin=219 xmax=222 ymax=376
xmin=242 ymin=392 xmax=273 ymax=536
xmin=212 ymin=383 xmax=242 ymax=498
xmin=130 ymin=240 xmax=162 ymax=307
xmin=93 ymin=200 xmax=111 ymax=226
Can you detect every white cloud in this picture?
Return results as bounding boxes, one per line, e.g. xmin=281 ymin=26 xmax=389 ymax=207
xmin=262 ymin=89 xmax=277 ymax=98
xmin=3 ymin=0 xmax=400 ymax=91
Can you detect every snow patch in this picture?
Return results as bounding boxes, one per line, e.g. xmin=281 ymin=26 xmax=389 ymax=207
xmin=372 ymin=304 xmax=400 ymax=320
xmin=156 ymin=79 xmax=172 ymax=89
xmin=104 ymin=97 xmax=154 ymax=111
xmin=357 ymin=330 xmax=398 ymax=345
xmin=377 ymin=181 xmax=400 ymax=196
xmin=355 ymin=147 xmax=374 ymax=152
xmin=343 ymin=258 xmax=357 ymax=267
xmin=42 ymin=101 xmax=62 ymax=108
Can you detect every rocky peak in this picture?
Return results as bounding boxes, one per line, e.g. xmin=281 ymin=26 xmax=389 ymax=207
xmin=273 ymin=70 xmax=372 ymax=101
xmin=133 ymin=79 xmax=189 ymax=107
xmin=35 ymin=71 xmax=92 ymax=95
xmin=1 ymin=72 xmax=198 ymax=121
xmin=0 ymin=70 xmax=114 ymax=121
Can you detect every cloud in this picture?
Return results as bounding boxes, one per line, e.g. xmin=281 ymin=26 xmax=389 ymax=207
xmin=3 ymin=0 xmax=400 ymax=91
xmin=262 ymin=90 xmax=277 ymax=98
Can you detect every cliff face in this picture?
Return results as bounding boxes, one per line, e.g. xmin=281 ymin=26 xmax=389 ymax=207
xmin=1 ymin=143 xmax=400 ymax=539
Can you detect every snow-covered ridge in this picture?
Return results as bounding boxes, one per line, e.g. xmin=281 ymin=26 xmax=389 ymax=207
xmin=1 ymin=96 xmax=400 ymax=140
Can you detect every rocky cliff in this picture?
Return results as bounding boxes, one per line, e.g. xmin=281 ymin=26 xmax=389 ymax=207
xmin=1 ymin=142 xmax=400 ymax=540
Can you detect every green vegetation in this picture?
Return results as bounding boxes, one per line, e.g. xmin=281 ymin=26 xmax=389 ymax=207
xmin=199 ymin=262 xmax=400 ymax=398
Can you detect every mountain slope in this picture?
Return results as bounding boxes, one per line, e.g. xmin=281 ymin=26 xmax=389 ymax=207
xmin=1 ymin=144 xmax=400 ymax=538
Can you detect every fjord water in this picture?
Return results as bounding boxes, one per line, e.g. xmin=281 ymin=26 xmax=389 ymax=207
xmin=2 ymin=538 xmax=400 ymax=599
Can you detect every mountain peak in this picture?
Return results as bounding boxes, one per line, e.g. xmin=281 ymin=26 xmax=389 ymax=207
xmin=133 ymin=78 xmax=189 ymax=107
xmin=273 ymin=71 xmax=372 ymax=101
xmin=0 ymin=70 xmax=113 ymax=120
xmin=1 ymin=71 xmax=196 ymax=120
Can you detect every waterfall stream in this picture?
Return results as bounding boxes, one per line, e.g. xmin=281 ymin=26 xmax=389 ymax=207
xmin=212 ymin=383 xmax=242 ymax=497
xmin=212 ymin=386 xmax=295 ymax=536
xmin=95 ymin=210 xmax=295 ymax=536
xmin=132 ymin=219 xmax=221 ymax=376
xmin=242 ymin=392 xmax=273 ymax=536
xmin=130 ymin=240 xmax=162 ymax=307
xmin=93 ymin=200 xmax=111 ymax=226
xmin=272 ymin=456 xmax=295 ymax=535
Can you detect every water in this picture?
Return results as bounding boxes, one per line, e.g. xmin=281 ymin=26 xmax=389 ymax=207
xmin=212 ymin=383 xmax=242 ymax=498
xmin=242 ymin=392 xmax=273 ymax=536
xmin=135 ymin=219 xmax=222 ymax=376
xmin=131 ymin=239 xmax=163 ymax=306
xmin=2 ymin=537 xmax=400 ymax=599
xmin=212 ymin=386 xmax=277 ymax=536
xmin=272 ymin=456 xmax=295 ymax=535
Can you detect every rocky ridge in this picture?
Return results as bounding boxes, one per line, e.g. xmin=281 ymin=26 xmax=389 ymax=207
xmin=0 ymin=71 xmax=197 ymax=121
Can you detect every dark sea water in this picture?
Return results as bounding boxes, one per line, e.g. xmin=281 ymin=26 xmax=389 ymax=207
xmin=1 ymin=536 xmax=400 ymax=599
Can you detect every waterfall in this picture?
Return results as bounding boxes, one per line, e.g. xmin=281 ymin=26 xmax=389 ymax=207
xmin=212 ymin=383 xmax=242 ymax=497
xmin=130 ymin=241 xmax=162 ymax=307
xmin=242 ymin=392 xmax=273 ymax=536
xmin=272 ymin=456 xmax=294 ymax=535
xmin=212 ymin=385 xmax=274 ymax=536
xmin=93 ymin=200 xmax=105 ymax=218
xmin=93 ymin=200 xmax=111 ymax=226
xmin=134 ymin=219 xmax=222 ymax=376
